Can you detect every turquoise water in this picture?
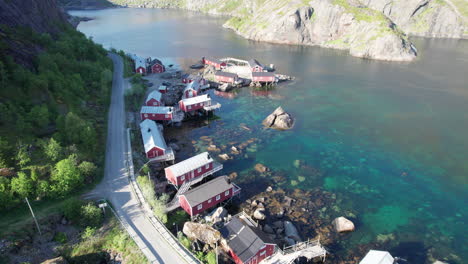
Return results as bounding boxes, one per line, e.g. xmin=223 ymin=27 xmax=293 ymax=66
xmin=72 ymin=8 xmax=468 ymax=263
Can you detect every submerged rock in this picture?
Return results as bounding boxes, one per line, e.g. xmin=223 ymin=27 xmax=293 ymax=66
xmin=253 ymin=208 xmax=266 ymax=220
xmin=332 ymin=216 xmax=355 ymax=233
xmin=183 ymin=222 xmax=221 ymax=246
xmin=262 ymin=106 xmax=294 ymax=130
xmin=284 ymin=221 xmax=301 ymax=242
xmin=254 ymin=163 xmax=269 ymax=173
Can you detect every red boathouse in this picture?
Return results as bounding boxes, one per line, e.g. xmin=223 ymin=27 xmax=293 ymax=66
xmin=248 ymin=59 xmax=264 ymax=72
xmin=215 ymin=71 xmax=238 ymax=84
xmin=140 ymin=106 xmax=173 ymax=121
xmin=220 ymin=213 xmax=276 ymax=264
xmin=251 ymin=72 xmax=276 ymax=83
xmin=203 ymin=57 xmax=227 ymax=70
xmin=139 ymin=119 xmax=169 ymax=159
xmin=158 ymin=85 xmax=168 ymax=94
xmin=165 ymin=152 xmax=222 ymax=186
xmin=148 ymin=58 xmax=165 ymax=73
xmin=178 ymin=176 xmax=241 ymax=216
xmin=145 ymin=90 xmax=163 ymax=106
xmin=179 ymin=94 xmax=212 ymax=112
xmin=183 ymin=80 xmax=201 ymax=99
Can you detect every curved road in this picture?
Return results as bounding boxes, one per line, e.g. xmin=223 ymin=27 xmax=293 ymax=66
xmin=87 ymin=53 xmax=189 ymax=264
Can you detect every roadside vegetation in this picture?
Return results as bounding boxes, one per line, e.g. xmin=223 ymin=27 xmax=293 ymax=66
xmin=136 ymin=174 xmax=169 ymax=223
xmin=0 ymin=25 xmax=112 ymax=216
xmin=125 ymin=74 xmax=148 ymax=112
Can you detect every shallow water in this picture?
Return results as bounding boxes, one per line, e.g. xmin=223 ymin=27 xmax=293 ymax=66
xmin=72 ymin=8 xmax=468 ymax=263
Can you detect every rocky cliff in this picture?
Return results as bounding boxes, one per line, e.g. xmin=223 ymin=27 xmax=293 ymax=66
xmin=110 ymin=0 xmax=419 ymax=61
xmin=0 ymin=0 xmax=69 ymax=67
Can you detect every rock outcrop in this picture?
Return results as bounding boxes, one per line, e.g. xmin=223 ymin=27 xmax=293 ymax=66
xmin=284 ymin=221 xmax=301 ymax=242
xmin=183 ymin=222 xmax=221 ymax=246
xmin=40 ymin=256 xmax=68 ymax=264
xmin=263 ymin=107 xmax=294 ymax=130
xmin=332 ymin=216 xmax=355 ymax=233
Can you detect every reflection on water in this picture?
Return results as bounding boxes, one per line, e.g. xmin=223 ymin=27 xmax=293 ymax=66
xmin=72 ymin=8 xmax=468 ymax=262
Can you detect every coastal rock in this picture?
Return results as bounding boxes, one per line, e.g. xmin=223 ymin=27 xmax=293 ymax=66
xmin=206 ymin=207 xmax=227 ymax=224
xmin=284 ymin=237 xmax=296 ymax=246
xmin=433 ymin=261 xmax=448 ymax=264
xmin=218 ymin=154 xmax=231 ymax=160
xmin=169 ymin=143 xmax=180 ymax=152
xmin=262 ymin=107 xmax=294 ymax=130
xmin=263 ymin=224 xmax=275 ymax=234
xmin=332 ymin=216 xmax=355 ymax=233
xmin=266 ymin=186 xmax=273 ymax=192
xmin=253 ymin=208 xmax=266 ymax=220
xmin=284 ymin=221 xmax=301 ymax=242
xmin=254 ymin=163 xmax=269 ymax=173
xmin=183 ymin=222 xmax=221 ymax=245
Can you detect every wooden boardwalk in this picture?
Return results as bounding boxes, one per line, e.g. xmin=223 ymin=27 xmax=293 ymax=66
xmin=261 ymin=239 xmax=327 ymax=264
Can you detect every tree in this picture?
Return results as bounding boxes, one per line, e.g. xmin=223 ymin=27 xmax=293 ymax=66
xmin=79 ymin=203 xmax=103 ymax=228
xmin=15 ymin=144 xmax=31 ymax=168
xmin=43 ymin=138 xmax=63 ymax=162
xmin=78 ymin=161 xmax=97 ymax=182
xmin=36 ymin=180 xmax=50 ymax=199
xmin=62 ymin=198 xmax=83 ymax=222
xmin=0 ymin=136 xmax=12 ymax=168
xmin=10 ymin=172 xmax=34 ymax=199
xmin=28 ymin=104 xmax=49 ymax=129
xmin=51 ymin=156 xmax=83 ymax=196
xmin=0 ymin=177 xmax=12 ymax=208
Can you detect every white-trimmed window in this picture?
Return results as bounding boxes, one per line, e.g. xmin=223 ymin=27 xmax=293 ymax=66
xmin=144 ymin=114 xmax=148 ymax=118
xmin=260 ymin=245 xmax=266 ymax=250
xmin=197 ymin=204 xmax=203 ymax=210
xmin=205 ymin=164 xmax=209 ymax=169
xmin=165 ymin=114 xmax=169 ymax=118
xmin=198 ymin=168 xmax=202 ymax=173
xmin=260 ymin=251 xmax=266 ymax=256
xmin=208 ymin=199 xmax=212 ymax=203
xmin=225 ymin=190 xmax=230 ymax=196
xmin=188 ymin=105 xmax=192 ymax=110
xmin=216 ymin=195 xmax=220 ymax=201
xmin=181 ymin=175 xmax=185 ymax=181
xmin=154 ymin=102 xmax=158 ymax=106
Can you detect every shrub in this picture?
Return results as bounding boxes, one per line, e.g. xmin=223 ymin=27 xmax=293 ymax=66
xmin=79 ymin=203 xmax=103 ymax=228
xmin=54 ymin=231 xmax=67 ymax=244
xmin=62 ymin=198 xmax=84 ymax=223
xmin=81 ymin=226 xmax=96 ymax=240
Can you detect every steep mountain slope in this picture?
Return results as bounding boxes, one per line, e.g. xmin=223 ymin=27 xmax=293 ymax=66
xmin=109 ymin=0 xmax=417 ymax=61
xmin=0 ymin=0 xmax=69 ymax=67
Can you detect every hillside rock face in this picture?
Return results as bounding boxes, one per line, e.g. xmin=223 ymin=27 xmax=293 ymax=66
xmin=0 ymin=0 xmax=69 ymax=66
xmin=361 ymin=0 xmax=467 ymax=38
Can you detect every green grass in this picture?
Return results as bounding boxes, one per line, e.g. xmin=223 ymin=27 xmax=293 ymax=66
xmin=447 ymin=0 xmax=468 ymax=18
xmin=67 ymin=217 xmax=148 ymax=264
xmin=219 ymin=0 xmax=242 ymax=13
xmin=0 ymin=196 xmax=79 ymax=237
xmin=332 ymin=0 xmax=389 ymax=22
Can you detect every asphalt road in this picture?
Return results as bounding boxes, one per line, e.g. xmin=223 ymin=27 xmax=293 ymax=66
xmin=87 ymin=53 xmax=188 ymax=264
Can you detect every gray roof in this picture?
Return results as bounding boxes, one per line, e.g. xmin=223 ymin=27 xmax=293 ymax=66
xmin=145 ymin=90 xmax=162 ymax=104
xmin=149 ymin=58 xmax=163 ymax=66
xmin=140 ymin=106 xmax=173 ymax=114
xmin=139 ymin=119 xmax=167 ymax=153
xmin=181 ymin=176 xmax=233 ymax=206
xmin=180 ymin=94 xmax=211 ymax=106
xmin=167 ymin=152 xmax=213 ymax=177
xmin=248 ymin=59 xmax=263 ymax=68
xmin=184 ymin=80 xmax=201 ymax=92
xmin=252 ymin=72 xmax=275 ymax=77
xmin=215 ymin=71 xmax=238 ymax=78
xmin=205 ymin=57 xmax=223 ymax=64
xmin=220 ymin=215 xmax=275 ymax=263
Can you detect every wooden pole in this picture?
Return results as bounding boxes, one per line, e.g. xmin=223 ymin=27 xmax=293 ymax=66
xmin=25 ymin=197 xmax=41 ymax=235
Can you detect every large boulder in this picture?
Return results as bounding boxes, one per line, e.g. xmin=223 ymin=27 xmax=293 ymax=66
xmin=205 ymin=207 xmax=227 ymax=224
xmin=253 ymin=208 xmax=266 ymax=220
xmin=332 ymin=216 xmax=355 ymax=233
xmin=284 ymin=221 xmax=301 ymax=242
xmin=183 ymin=222 xmax=221 ymax=246
xmin=262 ymin=107 xmax=294 ymax=130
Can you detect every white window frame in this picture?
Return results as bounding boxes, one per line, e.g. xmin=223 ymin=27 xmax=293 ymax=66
xmin=197 ymin=204 xmax=203 ymax=210
xmin=205 ymin=164 xmax=209 ymax=169
xmin=144 ymin=114 xmax=148 ymax=118
xmin=165 ymin=114 xmax=169 ymax=118
xmin=225 ymin=190 xmax=230 ymax=196
xmin=188 ymin=105 xmax=192 ymax=110
xmin=216 ymin=195 xmax=220 ymax=201
xmin=260 ymin=245 xmax=266 ymax=250
xmin=260 ymin=251 xmax=266 ymax=256
xmin=208 ymin=199 xmax=212 ymax=203
xmin=198 ymin=168 xmax=202 ymax=173
xmin=181 ymin=175 xmax=185 ymax=181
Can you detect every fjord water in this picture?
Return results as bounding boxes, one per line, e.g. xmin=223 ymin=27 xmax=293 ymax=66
xmin=72 ymin=8 xmax=468 ymax=262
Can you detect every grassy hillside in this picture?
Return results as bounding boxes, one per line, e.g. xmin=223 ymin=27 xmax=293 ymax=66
xmin=0 ymin=25 xmax=113 ymax=212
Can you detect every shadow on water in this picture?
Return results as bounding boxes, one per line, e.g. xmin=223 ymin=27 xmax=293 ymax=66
xmin=390 ymin=242 xmax=428 ymax=264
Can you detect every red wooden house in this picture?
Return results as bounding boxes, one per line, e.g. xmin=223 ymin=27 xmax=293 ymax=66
xmin=182 ymin=74 xmax=196 ymax=84
xmin=139 ymin=119 xmax=169 ymax=159
xmin=203 ymin=57 xmax=227 ymax=70
xmin=148 ymin=58 xmax=165 ymax=73
xmin=215 ymin=71 xmax=238 ymax=84
xmin=158 ymin=85 xmax=168 ymax=94
xmin=140 ymin=106 xmax=173 ymax=121
xmin=183 ymin=80 xmax=201 ymax=99
xmin=178 ymin=176 xmax=241 ymax=216
xmin=251 ymin=72 xmax=276 ymax=83
xmin=135 ymin=58 xmax=147 ymax=75
xmin=179 ymin=94 xmax=212 ymax=112
xmin=220 ymin=213 xmax=276 ymax=264
xmin=145 ymin=90 xmax=163 ymax=106
xmin=248 ymin=59 xmax=264 ymax=72
xmin=165 ymin=152 xmax=222 ymax=186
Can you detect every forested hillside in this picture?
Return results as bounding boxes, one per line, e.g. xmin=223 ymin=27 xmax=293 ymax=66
xmin=0 ymin=25 xmax=113 ymax=210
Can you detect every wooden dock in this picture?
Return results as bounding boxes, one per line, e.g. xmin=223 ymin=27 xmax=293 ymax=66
xmin=261 ymin=239 xmax=327 ymax=264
